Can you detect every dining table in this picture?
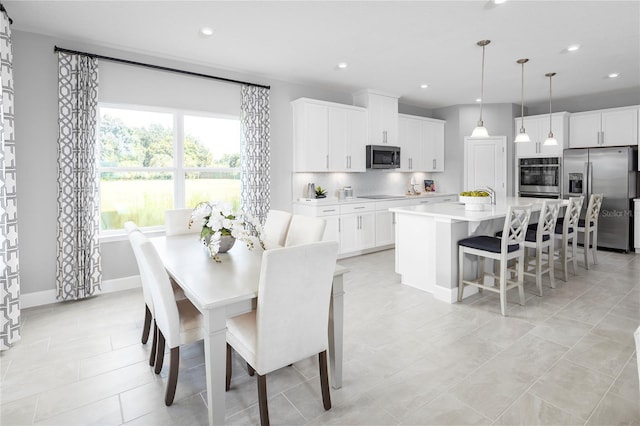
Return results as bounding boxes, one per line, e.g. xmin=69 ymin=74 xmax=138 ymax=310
xmin=150 ymin=234 xmax=348 ymax=425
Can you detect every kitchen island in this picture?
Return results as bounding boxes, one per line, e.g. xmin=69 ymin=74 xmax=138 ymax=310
xmin=390 ymin=197 xmax=565 ymax=303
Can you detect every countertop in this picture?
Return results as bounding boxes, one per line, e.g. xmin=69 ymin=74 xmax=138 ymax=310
xmin=390 ymin=197 xmax=568 ymax=222
xmin=293 ymin=193 xmax=457 ymax=205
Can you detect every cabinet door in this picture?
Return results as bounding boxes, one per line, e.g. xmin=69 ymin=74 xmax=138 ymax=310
xmin=398 ymin=116 xmax=420 ymax=171
xmin=539 ymin=114 xmax=565 ymax=157
xmin=515 ymin=116 xmax=542 ymax=157
xmin=293 ymin=102 xmax=329 ymax=171
xmin=339 ymin=214 xmax=358 ymax=253
xmin=423 ymin=120 xmax=445 ymax=171
xmin=328 ymin=107 xmax=349 ymax=171
xmin=358 ymin=212 xmax=376 ymax=249
xmin=602 ymin=107 xmax=638 ymax=146
xmin=380 ymin=96 xmax=398 ymax=145
xmin=368 ymin=95 xmax=398 ymax=145
xmin=347 ymin=109 xmax=367 ymax=172
xmin=570 ymin=112 xmax=601 ymax=148
xmin=374 ymin=210 xmax=394 ymax=246
xmin=322 ymin=216 xmax=341 ymax=252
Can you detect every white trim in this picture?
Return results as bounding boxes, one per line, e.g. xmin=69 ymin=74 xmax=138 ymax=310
xmin=20 ymin=276 xmax=141 ymax=309
xmin=432 ymin=284 xmax=479 ymax=304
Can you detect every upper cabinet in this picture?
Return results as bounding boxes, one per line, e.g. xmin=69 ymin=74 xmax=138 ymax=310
xmin=353 ymin=90 xmax=398 ymax=145
xmin=514 ymin=112 xmax=569 ymax=158
xmin=569 ymin=106 xmax=639 ymax=148
xmin=398 ymin=114 xmax=445 ymax=171
xmin=292 ymin=98 xmax=367 ymax=172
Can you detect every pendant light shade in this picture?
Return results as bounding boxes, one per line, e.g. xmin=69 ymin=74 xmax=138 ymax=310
xmin=471 ymin=40 xmax=491 ymax=137
xmin=514 ymin=58 xmax=530 ymax=143
xmin=543 ymin=72 xmax=558 ymax=146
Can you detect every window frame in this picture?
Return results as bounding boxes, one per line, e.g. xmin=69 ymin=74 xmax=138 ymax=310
xmin=97 ymin=102 xmax=241 ymax=240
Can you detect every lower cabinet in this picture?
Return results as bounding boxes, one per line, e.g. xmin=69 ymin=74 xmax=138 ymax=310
xmin=293 ymin=195 xmax=455 ymax=258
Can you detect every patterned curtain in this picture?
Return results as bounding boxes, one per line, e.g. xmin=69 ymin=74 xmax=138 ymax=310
xmin=56 ymin=52 xmax=101 ymax=300
xmin=0 ymin=4 xmax=19 ymax=351
xmin=240 ymin=85 xmax=271 ymax=224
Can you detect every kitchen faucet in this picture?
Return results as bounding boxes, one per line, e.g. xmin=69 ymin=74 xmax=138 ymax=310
xmin=475 ymin=186 xmax=496 ymax=204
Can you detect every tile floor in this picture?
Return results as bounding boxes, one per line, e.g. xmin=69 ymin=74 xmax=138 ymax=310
xmin=1 ymin=249 xmax=639 ymax=425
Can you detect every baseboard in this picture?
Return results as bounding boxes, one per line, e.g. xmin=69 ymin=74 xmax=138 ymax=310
xmin=20 ymin=276 xmax=141 ymax=309
xmin=432 ymin=285 xmax=479 ymax=304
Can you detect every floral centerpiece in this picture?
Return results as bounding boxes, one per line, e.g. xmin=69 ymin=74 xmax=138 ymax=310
xmin=189 ymin=201 xmax=263 ymax=262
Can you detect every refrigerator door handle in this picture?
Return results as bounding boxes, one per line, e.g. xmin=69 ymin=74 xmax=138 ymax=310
xmin=582 ymin=162 xmax=589 ymax=199
xmin=587 ymin=162 xmax=593 ymax=195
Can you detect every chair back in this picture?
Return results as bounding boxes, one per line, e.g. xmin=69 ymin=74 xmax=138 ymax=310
xmin=254 ymin=241 xmax=339 ymax=374
xmin=126 ymin=229 xmax=155 ymax=315
xmin=284 ymin=215 xmax=327 ymax=247
xmin=536 ymin=201 xmax=561 ymax=241
xmin=500 ymin=204 xmax=532 ymax=252
xmin=585 ymin=194 xmax=603 ymax=227
xmin=165 ymin=208 xmax=200 ymax=236
xmin=563 ymin=196 xmax=584 ymax=235
xmin=262 ymin=210 xmax=292 ymax=249
xmin=138 ymin=239 xmax=182 ymax=348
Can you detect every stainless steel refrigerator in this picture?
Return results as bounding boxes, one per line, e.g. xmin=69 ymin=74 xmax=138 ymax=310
xmin=563 ymin=146 xmax=638 ymax=252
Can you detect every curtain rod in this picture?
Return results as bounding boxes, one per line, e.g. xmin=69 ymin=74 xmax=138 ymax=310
xmin=53 ymin=46 xmax=270 ymax=90
xmin=0 ymin=3 xmax=13 ymax=24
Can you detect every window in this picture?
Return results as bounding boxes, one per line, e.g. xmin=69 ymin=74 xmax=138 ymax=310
xmin=98 ymin=104 xmax=241 ymax=232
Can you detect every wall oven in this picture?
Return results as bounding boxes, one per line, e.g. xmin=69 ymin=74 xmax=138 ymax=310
xmin=518 ymin=157 xmax=561 ymax=198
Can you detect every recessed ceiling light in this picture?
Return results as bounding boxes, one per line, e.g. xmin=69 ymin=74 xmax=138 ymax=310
xmin=567 ymin=44 xmax=580 ymax=52
xmin=475 ymin=98 xmax=482 ymax=103
xmin=337 ymin=62 xmax=348 ymax=69
xmin=200 ymin=27 xmax=214 ymax=37
xmin=420 ymin=84 xmax=429 ymax=89
xmin=608 ymin=72 xmax=620 ymax=78
xmin=493 ymin=0 xmax=507 ymax=4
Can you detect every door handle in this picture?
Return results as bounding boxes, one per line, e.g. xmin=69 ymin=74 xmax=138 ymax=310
xmin=587 ymin=162 xmax=593 ymax=195
xmin=582 ymin=162 xmax=589 ymax=198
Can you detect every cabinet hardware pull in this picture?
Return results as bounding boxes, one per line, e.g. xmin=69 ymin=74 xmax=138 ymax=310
xmin=326 ymin=155 xmax=329 ymax=169
xmin=322 ymin=209 xmax=336 ymax=213
xmin=338 ymin=218 xmax=341 ymax=232
xmin=354 ymin=206 xmax=365 ymax=209
xmin=433 ymin=159 xmax=436 ymax=169
xmin=383 ymin=130 xmax=387 ymax=143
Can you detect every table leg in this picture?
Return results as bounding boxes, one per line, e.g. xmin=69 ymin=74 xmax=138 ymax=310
xmin=203 ymin=308 xmax=228 ymax=425
xmin=328 ymin=275 xmax=345 ymax=389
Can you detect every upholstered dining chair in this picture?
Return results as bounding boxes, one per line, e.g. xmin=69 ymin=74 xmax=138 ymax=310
xmin=284 ymin=215 xmax=327 ymax=247
xmin=261 ymin=209 xmax=292 ymax=249
xmin=165 ymin=208 xmax=201 ymax=236
xmin=521 ymin=200 xmax=562 ymax=296
xmin=133 ymin=233 xmax=204 ymax=406
xmin=578 ymin=193 xmax=603 ymax=269
xmin=225 ymin=241 xmax=339 ymax=425
xmin=554 ymin=196 xmax=584 ymax=282
xmin=457 ymin=204 xmax=532 ymax=316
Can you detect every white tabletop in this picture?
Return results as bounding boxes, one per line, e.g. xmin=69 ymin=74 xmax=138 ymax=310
xmin=390 ymin=197 xmax=568 ymax=222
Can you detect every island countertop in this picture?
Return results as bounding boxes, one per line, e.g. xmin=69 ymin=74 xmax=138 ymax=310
xmin=390 ymin=196 xmax=565 ymax=222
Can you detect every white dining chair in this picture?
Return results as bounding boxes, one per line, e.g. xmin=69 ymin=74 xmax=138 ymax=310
xmin=165 ymin=208 xmax=201 ymax=236
xmin=578 ymin=193 xmax=603 ymax=269
xmin=261 ymin=209 xmax=292 ymax=249
xmin=554 ymin=196 xmax=584 ymax=282
xmin=225 ymin=241 xmax=339 ymax=425
xmin=134 ymin=233 xmax=204 ymax=406
xmin=283 ymin=215 xmax=326 ymax=247
xmin=457 ymin=204 xmax=532 ymax=316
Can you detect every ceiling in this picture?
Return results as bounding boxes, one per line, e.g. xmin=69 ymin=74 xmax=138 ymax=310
xmin=5 ymin=1 xmax=640 ymax=109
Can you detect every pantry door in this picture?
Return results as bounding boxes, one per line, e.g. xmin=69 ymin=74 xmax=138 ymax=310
xmin=463 ymin=136 xmax=507 ymax=204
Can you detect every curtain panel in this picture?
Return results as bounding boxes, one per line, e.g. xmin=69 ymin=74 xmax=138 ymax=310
xmin=0 ymin=5 xmax=19 ymax=351
xmin=240 ymin=85 xmax=271 ymax=224
xmin=56 ymin=52 xmax=101 ymax=300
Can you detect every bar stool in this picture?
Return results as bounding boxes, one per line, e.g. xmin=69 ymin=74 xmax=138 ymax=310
xmin=578 ymin=194 xmax=603 ymax=269
xmin=522 ymin=201 xmax=562 ymax=296
xmin=457 ymin=204 xmax=532 ymax=316
xmin=554 ymin=196 xmax=584 ymax=282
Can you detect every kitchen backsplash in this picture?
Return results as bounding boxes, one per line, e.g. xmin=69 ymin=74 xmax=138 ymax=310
xmin=292 ymin=171 xmax=454 ymax=200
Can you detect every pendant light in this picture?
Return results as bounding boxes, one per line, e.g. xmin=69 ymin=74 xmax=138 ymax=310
xmin=514 ymin=58 xmax=531 ymax=143
xmin=471 ymin=40 xmax=491 ymax=137
xmin=543 ymin=72 xmax=558 ymax=146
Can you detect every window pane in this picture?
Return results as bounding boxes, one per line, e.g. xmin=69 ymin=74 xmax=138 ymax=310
xmin=99 ymin=107 xmax=174 ymax=168
xmin=184 ymin=115 xmax=240 ymax=168
xmin=185 ymin=171 xmax=241 ymax=211
xmin=100 ymin=172 xmax=173 ymax=230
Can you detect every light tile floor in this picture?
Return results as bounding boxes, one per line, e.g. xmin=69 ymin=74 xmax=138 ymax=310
xmin=1 ymin=249 xmax=639 ymax=425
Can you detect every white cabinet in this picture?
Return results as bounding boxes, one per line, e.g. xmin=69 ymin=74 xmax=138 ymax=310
xmin=635 ymin=200 xmax=640 ymax=254
xmin=398 ymin=114 xmax=446 ymax=171
xmin=514 ymin=112 xmax=569 ymax=158
xmin=339 ymin=203 xmax=376 ymax=253
xmin=292 ymin=98 xmax=367 ymax=172
xmin=353 ymin=90 xmax=398 ymax=145
xmin=569 ymin=106 xmax=639 ymax=148
xmin=375 ymin=210 xmax=395 ymax=246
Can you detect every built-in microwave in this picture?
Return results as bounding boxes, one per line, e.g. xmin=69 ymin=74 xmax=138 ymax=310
xmin=366 ymin=145 xmax=401 ymax=169
xmin=518 ymin=157 xmax=561 ymax=198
